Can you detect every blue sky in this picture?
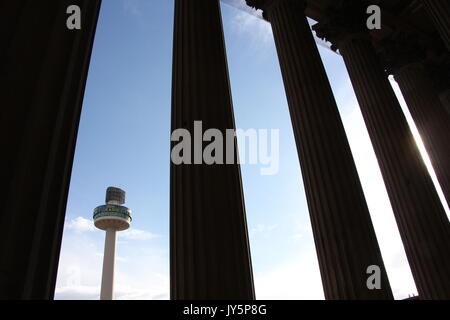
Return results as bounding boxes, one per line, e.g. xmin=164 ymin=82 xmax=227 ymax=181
xmin=55 ymin=0 xmax=449 ymax=300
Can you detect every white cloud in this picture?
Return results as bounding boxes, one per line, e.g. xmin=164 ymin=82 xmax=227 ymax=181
xmin=65 ymin=216 xmax=159 ymax=241
xmin=119 ymin=228 xmax=159 ymax=241
xmin=291 ymin=233 xmax=303 ymax=240
xmin=56 ymin=218 xmax=168 ymax=300
xmin=225 ymin=1 xmax=333 ymax=54
xmin=254 ymin=249 xmax=325 ymax=300
xmin=122 ymin=0 xmax=143 ymax=17
xmin=222 ymin=0 xmax=264 ymax=19
xmin=55 ymin=283 xmax=169 ymax=300
xmin=250 ymin=224 xmax=277 ymax=236
xmin=289 ymin=214 xmax=314 ymax=242
xmin=121 ymin=0 xmax=151 ymax=28
xmin=228 ymin=4 xmax=273 ymax=48
xmin=65 ymin=217 xmax=96 ymax=233
xmin=55 ymin=285 xmax=100 ymax=300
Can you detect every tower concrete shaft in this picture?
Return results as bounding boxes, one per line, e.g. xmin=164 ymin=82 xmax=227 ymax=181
xmin=100 ymin=229 xmax=117 ymax=300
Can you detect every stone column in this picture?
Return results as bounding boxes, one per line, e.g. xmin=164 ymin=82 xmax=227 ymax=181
xmin=0 ymin=0 xmax=101 ymax=299
xmin=246 ymin=0 xmax=393 ymax=300
xmin=421 ymin=0 xmax=450 ymax=50
xmin=394 ymin=63 xmax=450 ymax=207
xmin=440 ymin=89 xmax=450 ymax=115
xmin=314 ymin=14 xmax=450 ymax=298
xmin=171 ymin=0 xmax=254 ymax=299
xmin=377 ymin=33 xmax=450 ymax=208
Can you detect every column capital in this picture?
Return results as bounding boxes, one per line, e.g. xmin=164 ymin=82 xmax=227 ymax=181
xmin=376 ymin=28 xmax=450 ymax=91
xmin=376 ymin=31 xmax=428 ymax=75
xmin=312 ymin=2 xmax=369 ymax=51
xmin=245 ymin=0 xmax=306 ymax=20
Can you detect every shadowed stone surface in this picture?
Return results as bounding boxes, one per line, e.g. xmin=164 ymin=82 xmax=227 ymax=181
xmin=171 ymin=0 xmax=255 ymax=300
xmin=315 ymin=7 xmax=450 ymax=296
xmin=246 ymin=0 xmax=393 ymax=300
xmin=0 ymin=0 xmax=101 ymax=299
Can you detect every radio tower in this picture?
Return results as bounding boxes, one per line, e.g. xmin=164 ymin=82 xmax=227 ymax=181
xmin=93 ymin=187 xmax=132 ymax=300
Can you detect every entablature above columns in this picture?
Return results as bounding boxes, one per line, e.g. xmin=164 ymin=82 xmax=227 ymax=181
xmin=311 ymin=1 xmax=369 ymax=51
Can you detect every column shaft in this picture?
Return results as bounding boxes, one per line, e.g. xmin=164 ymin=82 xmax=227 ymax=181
xmin=422 ymin=0 xmax=450 ymax=50
xmin=100 ymin=229 xmax=116 ymax=300
xmin=264 ymin=0 xmax=392 ymax=299
xmin=394 ymin=63 xmax=450 ymax=206
xmin=170 ymin=0 xmax=254 ymax=299
xmin=339 ymin=37 xmax=450 ymax=299
xmin=0 ymin=0 xmax=101 ymax=299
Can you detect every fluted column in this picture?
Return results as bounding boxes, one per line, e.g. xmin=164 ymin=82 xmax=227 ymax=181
xmin=0 ymin=0 xmax=101 ymax=299
xmin=440 ymin=89 xmax=450 ymax=115
xmin=171 ymin=0 xmax=254 ymax=299
xmin=337 ymin=35 xmax=450 ymax=299
xmin=246 ymin=0 xmax=392 ymax=300
xmin=421 ymin=0 xmax=450 ymax=50
xmin=394 ymin=63 xmax=450 ymax=206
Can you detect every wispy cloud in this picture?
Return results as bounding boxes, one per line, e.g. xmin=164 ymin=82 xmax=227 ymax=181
xmin=55 ymin=285 xmax=100 ymax=300
xmin=289 ymin=216 xmax=314 ymax=242
xmin=222 ymin=0 xmax=261 ymax=15
xmin=121 ymin=0 xmax=150 ymax=28
xmin=65 ymin=217 xmax=96 ymax=233
xmin=254 ymin=249 xmax=324 ymax=300
xmin=122 ymin=0 xmax=143 ymax=17
xmin=119 ymin=228 xmax=160 ymax=241
xmin=55 ymin=283 xmax=169 ymax=300
xmin=228 ymin=2 xmax=273 ymax=47
xmin=291 ymin=233 xmax=303 ymax=240
xmin=249 ymin=223 xmax=277 ymax=237
xmin=65 ymin=216 xmax=159 ymax=241
xmin=56 ymin=221 xmax=168 ymax=300
xmin=225 ymin=1 xmax=333 ymax=58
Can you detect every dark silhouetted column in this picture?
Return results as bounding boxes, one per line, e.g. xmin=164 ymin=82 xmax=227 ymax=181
xmin=246 ymin=0 xmax=393 ymax=300
xmin=314 ymin=8 xmax=450 ymax=298
xmin=377 ymin=34 xmax=450 ymax=207
xmin=170 ymin=0 xmax=254 ymax=299
xmin=0 ymin=0 xmax=101 ymax=299
xmin=394 ymin=63 xmax=450 ymax=207
xmin=422 ymin=0 xmax=450 ymax=50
